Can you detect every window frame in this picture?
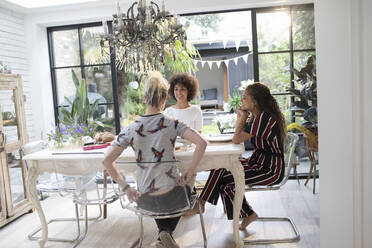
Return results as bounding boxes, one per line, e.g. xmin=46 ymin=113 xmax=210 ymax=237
xmin=181 ymin=4 xmax=315 ymax=122
xmin=46 ymin=4 xmax=314 ymax=131
xmin=47 ymin=22 xmax=121 ymax=134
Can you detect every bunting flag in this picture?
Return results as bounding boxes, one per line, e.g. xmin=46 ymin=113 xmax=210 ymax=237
xmin=242 ymin=54 xmax=249 ymax=63
xmin=233 ymin=57 xmax=239 ymax=65
xmin=222 ymin=40 xmax=228 ymax=49
xmin=207 ymin=61 xmax=213 ymax=69
xmin=195 ymin=53 xmax=251 ymax=70
xmin=224 ymin=60 xmax=229 ymax=69
xmin=216 ymin=60 xmax=222 ymax=68
xmin=235 ymin=39 xmax=241 ymax=51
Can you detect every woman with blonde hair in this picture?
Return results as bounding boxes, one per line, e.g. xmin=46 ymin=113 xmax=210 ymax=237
xmin=102 ymin=72 xmax=207 ymax=248
xmin=185 ymin=82 xmax=286 ymax=230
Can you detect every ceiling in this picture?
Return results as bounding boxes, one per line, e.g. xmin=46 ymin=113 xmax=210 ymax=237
xmin=5 ymin=0 xmax=103 ymax=8
xmin=0 ymin=0 xmax=127 ymax=13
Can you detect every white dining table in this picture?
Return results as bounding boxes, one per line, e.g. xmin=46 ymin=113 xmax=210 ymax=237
xmin=24 ymin=142 xmax=245 ymax=248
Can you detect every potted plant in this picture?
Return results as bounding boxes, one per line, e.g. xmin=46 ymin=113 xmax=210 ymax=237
xmin=228 ymin=91 xmax=241 ymax=113
xmin=47 ymin=123 xmax=94 ymax=149
xmin=59 ymin=70 xmax=113 ymax=131
xmin=288 ymin=55 xmax=317 ymax=128
xmin=48 ymin=70 xmax=113 ymax=149
xmin=287 ymin=55 xmax=318 ymax=155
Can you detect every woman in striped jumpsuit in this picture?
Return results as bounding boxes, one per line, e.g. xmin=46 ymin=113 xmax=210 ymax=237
xmin=187 ymin=82 xmax=287 ymax=230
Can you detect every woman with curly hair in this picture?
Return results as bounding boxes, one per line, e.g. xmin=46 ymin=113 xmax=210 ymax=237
xmin=164 ymin=73 xmax=203 ymax=133
xmin=185 ymin=82 xmax=286 ymax=231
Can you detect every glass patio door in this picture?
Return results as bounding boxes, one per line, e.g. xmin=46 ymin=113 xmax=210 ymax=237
xmin=0 ymin=74 xmax=31 ymax=226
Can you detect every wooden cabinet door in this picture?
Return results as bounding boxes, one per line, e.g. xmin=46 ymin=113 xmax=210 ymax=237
xmin=0 ymin=74 xmax=31 ymax=220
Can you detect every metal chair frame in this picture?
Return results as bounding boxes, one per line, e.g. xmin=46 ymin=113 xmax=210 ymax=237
xmin=244 ymin=132 xmax=300 ymax=245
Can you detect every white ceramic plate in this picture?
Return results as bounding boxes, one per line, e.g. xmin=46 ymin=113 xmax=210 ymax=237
xmin=204 ymin=134 xmax=233 ymax=142
xmin=175 ymin=142 xmax=183 ymax=149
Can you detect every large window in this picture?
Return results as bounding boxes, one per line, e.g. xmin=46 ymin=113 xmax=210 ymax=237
xmin=181 ymin=11 xmax=254 ymax=109
xmin=181 ymin=4 xmax=315 ymax=124
xmin=255 ymin=5 xmax=315 ymax=123
xmin=47 ymin=23 xmax=120 ymax=134
xmin=47 ymin=4 xmax=314 ymax=133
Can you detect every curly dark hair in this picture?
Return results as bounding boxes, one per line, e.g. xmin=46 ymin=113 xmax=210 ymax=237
xmin=245 ymin=82 xmax=287 ymax=144
xmin=168 ymin=73 xmax=199 ymax=102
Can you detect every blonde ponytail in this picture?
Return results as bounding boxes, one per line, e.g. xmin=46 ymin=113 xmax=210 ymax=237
xmin=144 ymin=71 xmax=169 ymax=107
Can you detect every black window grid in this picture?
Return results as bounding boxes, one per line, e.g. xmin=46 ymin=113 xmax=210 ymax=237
xmin=47 ymin=22 xmax=120 ymax=134
xmin=47 ymin=4 xmax=315 ymax=131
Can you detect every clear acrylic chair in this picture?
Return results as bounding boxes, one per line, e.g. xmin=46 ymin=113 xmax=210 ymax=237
xmin=57 ymin=170 xmax=118 ymax=247
xmin=243 ymin=132 xmax=300 ymax=245
xmin=114 ymin=161 xmax=207 ymax=248
xmin=22 ymin=141 xmax=118 ymax=247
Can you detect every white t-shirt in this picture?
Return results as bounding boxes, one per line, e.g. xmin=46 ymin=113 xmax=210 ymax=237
xmin=164 ymin=105 xmax=203 ymax=132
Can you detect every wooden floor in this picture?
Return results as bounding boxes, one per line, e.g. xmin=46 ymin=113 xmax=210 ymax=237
xmin=0 ymin=179 xmax=319 ymax=248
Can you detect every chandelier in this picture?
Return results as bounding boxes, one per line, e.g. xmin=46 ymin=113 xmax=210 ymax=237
xmin=100 ymin=0 xmax=187 ymax=72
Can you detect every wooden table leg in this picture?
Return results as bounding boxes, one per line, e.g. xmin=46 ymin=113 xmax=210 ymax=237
xmin=313 ymin=163 xmax=317 ymax=194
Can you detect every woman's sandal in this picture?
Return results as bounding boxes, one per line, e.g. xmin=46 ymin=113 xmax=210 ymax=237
xmin=183 ymin=200 xmax=205 ymax=217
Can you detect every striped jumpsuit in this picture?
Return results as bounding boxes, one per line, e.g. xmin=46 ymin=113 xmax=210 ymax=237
xmin=199 ymin=111 xmax=285 ymax=220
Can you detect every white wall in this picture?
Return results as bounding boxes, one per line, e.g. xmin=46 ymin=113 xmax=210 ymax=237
xmin=24 ymin=19 xmax=54 ymax=140
xmin=0 ymin=7 xmax=35 ymax=141
xmin=315 ymin=1 xmax=353 ymax=247
xmin=315 ymin=0 xmax=371 ymax=247
xmin=361 ymin=0 xmax=372 ymax=246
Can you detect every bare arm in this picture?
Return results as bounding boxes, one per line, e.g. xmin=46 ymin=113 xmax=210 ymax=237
xmin=102 ymin=145 xmax=140 ymax=201
xmin=232 ymin=107 xmax=253 ymax=144
xmin=180 ymin=128 xmax=207 ymax=183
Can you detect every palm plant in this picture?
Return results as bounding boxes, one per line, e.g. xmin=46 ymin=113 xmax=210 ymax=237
xmin=59 ymin=70 xmax=112 ymax=131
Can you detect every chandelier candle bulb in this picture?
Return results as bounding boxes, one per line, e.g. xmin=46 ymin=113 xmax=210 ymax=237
xmin=146 ymin=6 xmax=151 ymax=24
xmin=103 ymin=20 xmax=108 ymax=34
xmin=100 ymin=0 xmax=188 ymax=71
xmin=162 ymin=0 xmax=165 ymax=12
xmin=163 ymin=20 xmax=168 ymax=38
xmin=174 ymin=14 xmax=180 ymax=25
xmin=117 ymin=2 xmax=121 ymax=17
